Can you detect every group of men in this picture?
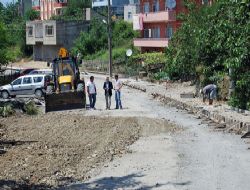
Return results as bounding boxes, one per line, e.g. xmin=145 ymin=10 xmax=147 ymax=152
xmin=86 ymin=75 xmax=123 ymax=110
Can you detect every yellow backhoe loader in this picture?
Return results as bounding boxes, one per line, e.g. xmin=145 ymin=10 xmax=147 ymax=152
xmin=45 ymin=48 xmax=86 ymax=112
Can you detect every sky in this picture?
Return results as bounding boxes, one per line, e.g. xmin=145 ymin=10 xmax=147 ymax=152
xmin=0 ymin=0 xmax=16 ymax=5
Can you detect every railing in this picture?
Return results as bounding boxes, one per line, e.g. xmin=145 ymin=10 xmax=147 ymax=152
xmin=141 ymin=10 xmax=176 ymax=23
xmin=134 ymin=38 xmax=169 ymax=47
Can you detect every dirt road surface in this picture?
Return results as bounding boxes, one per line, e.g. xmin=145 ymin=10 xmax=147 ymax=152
xmin=63 ymin=74 xmax=250 ymax=190
xmin=1 ymin=73 xmax=250 ymax=190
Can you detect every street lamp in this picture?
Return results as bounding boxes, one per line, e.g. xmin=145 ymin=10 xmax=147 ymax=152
xmin=107 ymin=0 xmax=112 ymax=78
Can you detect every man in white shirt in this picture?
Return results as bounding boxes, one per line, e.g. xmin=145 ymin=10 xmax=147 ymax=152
xmin=114 ymin=75 xmax=123 ymax=109
xmin=87 ymin=76 xmax=97 ymax=109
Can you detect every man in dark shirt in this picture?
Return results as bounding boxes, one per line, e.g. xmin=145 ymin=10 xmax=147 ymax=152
xmin=201 ymin=84 xmax=217 ymax=105
xmin=103 ymin=77 xmax=113 ymax=110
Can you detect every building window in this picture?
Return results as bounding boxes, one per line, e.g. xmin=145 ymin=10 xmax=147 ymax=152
xmin=152 ymin=27 xmax=160 ymax=38
xmin=153 ymin=0 xmax=159 ymax=12
xmin=166 ymin=0 xmax=177 ymax=10
xmin=166 ymin=24 xmax=173 ymax=38
xmin=27 ymin=26 xmax=33 ymax=37
xmin=202 ymin=0 xmax=209 ymax=5
xmin=144 ymin=29 xmax=151 ymax=38
xmin=32 ymin=0 xmax=40 ymax=7
xmin=144 ymin=2 xmax=150 ymax=13
xmin=45 ymin=25 xmax=54 ymax=36
xmin=128 ymin=11 xmax=132 ymax=20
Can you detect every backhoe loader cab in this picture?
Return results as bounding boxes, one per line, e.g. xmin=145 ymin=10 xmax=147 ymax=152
xmin=52 ymin=57 xmax=79 ymax=92
xmin=45 ymin=48 xmax=86 ymax=112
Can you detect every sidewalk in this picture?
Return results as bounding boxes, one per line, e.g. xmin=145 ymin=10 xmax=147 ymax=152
xmin=124 ymin=78 xmax=250 ymax=136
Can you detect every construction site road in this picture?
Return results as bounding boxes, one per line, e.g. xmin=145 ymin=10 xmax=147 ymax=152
xmin=64 ymin=74 xmax=250 ymax=190
xmin=1 ymin=73 xmax=250 ymax=190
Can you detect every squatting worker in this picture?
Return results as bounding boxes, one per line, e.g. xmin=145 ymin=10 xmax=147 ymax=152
xmin=114 ymin=75 xmax=123 ymax=109
xmin=200 ymin=84 xmax=217 ymax=105
xmin=87 ymin=76 xmax=97 ymax=110
xmin=103 ymin=77 xmax=113 ymax=110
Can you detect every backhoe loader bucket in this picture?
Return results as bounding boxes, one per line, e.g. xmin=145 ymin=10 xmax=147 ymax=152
xmin=45 ymin=91 xmax=86 ymax=112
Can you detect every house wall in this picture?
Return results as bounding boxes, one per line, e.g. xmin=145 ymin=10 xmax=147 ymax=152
xmin=43 ymin=20 xmax=57 ymax=45
xmin=33 ymin=44 xmax=61 ymax=61
xmin=26 ymin=20 xmax=90 ymax=61
xmin=124 ymin=4 xmax=138 ymax=22
xmin=56 ymin=21 xmax=89 ymax=49
xmin=135 ymin=0 xmax=211 ymax=52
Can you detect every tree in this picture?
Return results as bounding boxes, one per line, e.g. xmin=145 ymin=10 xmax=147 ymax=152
xmin=25 ymin=9 xmax=40 ymax=21
xmin=0 ymin=21 xmax=9 ymax=65
xmin=164 ymin=0 xmax=250 ymax=109
xmin=52 ymin=0 xmax=91 ymax=20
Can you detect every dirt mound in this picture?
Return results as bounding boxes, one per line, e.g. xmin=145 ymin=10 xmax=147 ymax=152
xmin=0 ymin=115 xmax=142 ymax=189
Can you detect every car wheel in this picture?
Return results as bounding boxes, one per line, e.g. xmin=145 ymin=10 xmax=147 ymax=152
xmin=2 ymin=91 xmax=9 ymax=99
xmin=35 ymin=89 xmax=43 ymax=98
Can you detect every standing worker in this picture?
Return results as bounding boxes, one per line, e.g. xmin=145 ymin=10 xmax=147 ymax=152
xmin=87 ymin=76 xmax=97 ymax=110
xmin=201 ymin=84 xmax=217 ymax=105
xmin=103 ymin=77 xmax=113 ymax=110
xmin=114 ymin=75 xmax=123 ymax=109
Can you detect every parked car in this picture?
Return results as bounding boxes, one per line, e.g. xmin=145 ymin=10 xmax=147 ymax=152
xmin=28 ymin=69 xmax=53 ymax=75
xmin=0 ymin=74 xmax=51 ymax=99
xmin=20 ymin=68 xmax=36 ymax=76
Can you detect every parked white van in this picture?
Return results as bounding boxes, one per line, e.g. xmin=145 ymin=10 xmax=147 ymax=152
xmin=0 ymin=74 xmax=51 ymax=99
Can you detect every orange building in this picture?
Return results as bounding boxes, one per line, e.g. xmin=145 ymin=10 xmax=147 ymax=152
xmin=133 ymin=0 xmax=213 ymax=52
xmin=32 ymin=0 xmax=68 ymax=20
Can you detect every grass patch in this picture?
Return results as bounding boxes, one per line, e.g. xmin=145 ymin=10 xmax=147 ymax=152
xmin=24 ymin=101 xmax=39 ymax=115
xmin=0 ymin=104 xmax=15 ymax=117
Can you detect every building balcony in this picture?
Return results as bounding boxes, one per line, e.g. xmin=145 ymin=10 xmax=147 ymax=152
xmin=134 ymin=38 xmax=169 ymax=48
xmin=54 ymin=1 xmax=68 ymax=8
xmin=142 ymin=10 xmax=176 ymax=23
xmin=32 ymin=6 xmax=40 ymax=10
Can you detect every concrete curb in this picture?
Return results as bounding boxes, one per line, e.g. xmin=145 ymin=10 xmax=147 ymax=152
xmin=125 ymin=82 xmax=250 ymax=137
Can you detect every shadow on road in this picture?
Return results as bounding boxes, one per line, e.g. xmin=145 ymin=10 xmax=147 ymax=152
xmin=60 ymin=173 xmax=165 ymax=190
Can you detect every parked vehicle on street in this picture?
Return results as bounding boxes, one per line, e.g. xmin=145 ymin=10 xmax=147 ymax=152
xmin=0 ymin=74 xmax=51 ymax=99
xmin=28 ymin=69 xmax=52 ymax=75
xmin=20 ymin=68 xmax=36 ymax=76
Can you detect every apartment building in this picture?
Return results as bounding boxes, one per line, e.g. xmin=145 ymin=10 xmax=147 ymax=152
xmin=26 ymin=20 xmax=89 ymax=61
xmin=92 ymin=0 xmax=129 ymax=18
xmin=133 ymin=0 xmax=213 ymax=52
xmin=32 ymin=0 xmax=68 ymax=20
xmin=124 ymin=0 xmax=140 ymax=22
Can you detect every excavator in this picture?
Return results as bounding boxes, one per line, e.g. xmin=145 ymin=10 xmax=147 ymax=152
xmin=45 ymin=48 xmax=86 ymax=112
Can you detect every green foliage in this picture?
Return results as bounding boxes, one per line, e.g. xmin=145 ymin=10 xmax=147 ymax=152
xmin=25 ymin=9 xmax=40 ymax=21
xmin=165 ymin=0 xmax=250 ymax=109
xmin=0 ymin=21 xmax=9 ymax=65
xmin=51 ymin=0 xmax=91 ymax=20
xmin=24 ymin=101 xmax=39 ymax=115
xmin=73 ymin=18 xmax=108 ymax=58
xmin=112 ymin=20 xmax=139 ymax=47
xmin=0 ymin=104 xmax=14 ymax=117
xmin=153 ymin=71 xmax=169 ymax=81
xmin=0 ymin=2 xmax=32 ymax=65
xmin=73 ymin=19 xmax=139 ymax=60
xmin=132 ymin=53 xmax=166 ymax=66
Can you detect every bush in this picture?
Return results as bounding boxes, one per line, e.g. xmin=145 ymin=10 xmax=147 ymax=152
xmin=24 ymin=101 xmax=39 ymax=115
xmin=0 ymin=104 xmax=14 ymax=117
xmin=153 ymin=72 xmax=170 ymax=81
xmin=164 ymin=0 xmax=250 ymax=108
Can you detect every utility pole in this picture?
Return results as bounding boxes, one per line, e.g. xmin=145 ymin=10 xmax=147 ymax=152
xmin=107 ymin=0 xmax=112 ymax=77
